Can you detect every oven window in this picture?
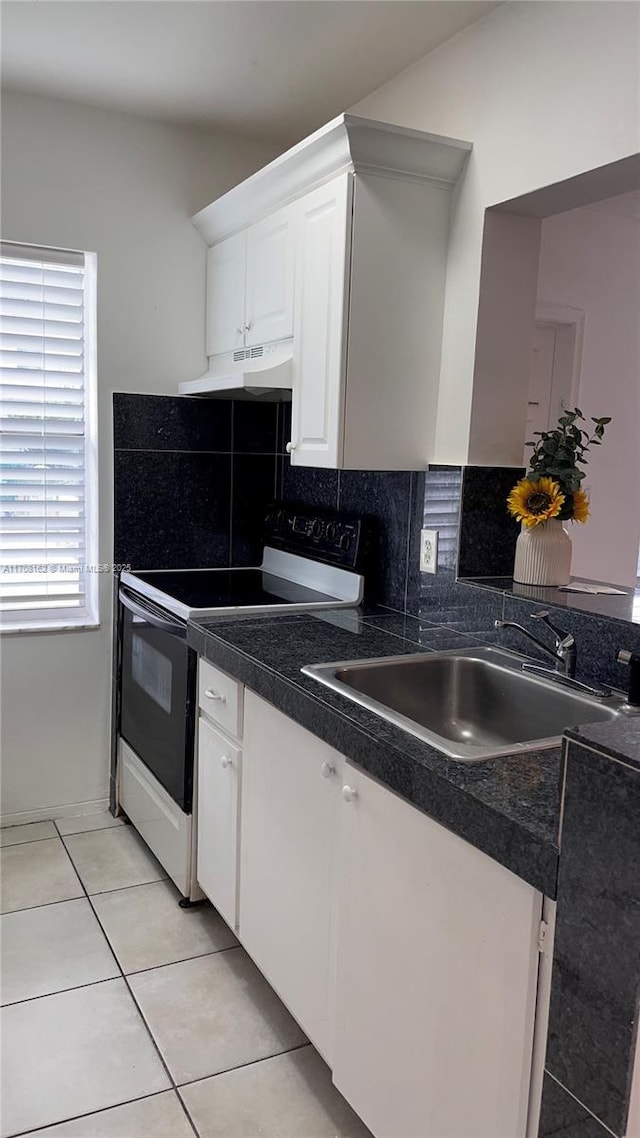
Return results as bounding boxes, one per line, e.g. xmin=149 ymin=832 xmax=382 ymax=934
xmin=132 ymin=632 xmax=172 ymax=714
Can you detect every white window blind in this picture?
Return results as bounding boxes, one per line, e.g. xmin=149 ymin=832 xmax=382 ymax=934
xmin=0 ymin=242 xmax=98 ymax=631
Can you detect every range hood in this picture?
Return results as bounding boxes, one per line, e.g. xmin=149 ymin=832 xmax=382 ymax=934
xmin=179 ymin=351 xmax=292 ymax=397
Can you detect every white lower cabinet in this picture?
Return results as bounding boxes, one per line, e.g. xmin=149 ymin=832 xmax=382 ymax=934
xmin=196 ymin=715 xmax=241 ymax=931
xmin=239 ymin=690 xmax=344 ymax=1062
xmin=196 ymin=675 xmax=545 ymax=1137
xmin=332 ymin=762 xmax=542 ymax=1138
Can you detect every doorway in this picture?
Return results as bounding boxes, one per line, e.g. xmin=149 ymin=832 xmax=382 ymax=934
xmin=524 ymin=308 xmax=583 ymax=467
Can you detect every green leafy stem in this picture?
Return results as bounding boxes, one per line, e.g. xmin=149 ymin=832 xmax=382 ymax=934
xmin=525 ymin=408 xmax=611 ymax=519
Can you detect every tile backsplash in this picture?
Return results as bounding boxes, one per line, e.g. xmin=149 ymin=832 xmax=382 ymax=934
xmin=113 ymin=393 xmax=280 ymax=568
xmin=113 ymin=395 xmax=637 ymax=689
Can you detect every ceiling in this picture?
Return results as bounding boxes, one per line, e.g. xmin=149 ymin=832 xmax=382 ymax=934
xmin=1 ymin=0 xmax=500 ymax=144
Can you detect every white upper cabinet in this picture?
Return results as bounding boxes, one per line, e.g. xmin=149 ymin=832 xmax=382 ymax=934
xmin=192 ymin=114 xmax=471 ymax=461
xmin=205 ymin=231 xmax=246 ymax=357
xmin=245 ymin=204 xmax=295 ymax=347
xmin=205 ymin=203 xmax=295 ymax=357
xmin=289 ymin=173 xmax=352 ymax=468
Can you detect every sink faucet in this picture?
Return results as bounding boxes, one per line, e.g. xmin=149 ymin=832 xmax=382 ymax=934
xmin=494 ymin=611 xmax=577 ymax=678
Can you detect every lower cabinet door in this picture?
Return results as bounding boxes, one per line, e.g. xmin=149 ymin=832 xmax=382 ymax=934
xmin=333 ymin=763 xmax=542 ymax=1138
xmin=196 ymin=715 xmax=240 ymax=930
xmin=239 ymin=691 xmax=343 ymax=1062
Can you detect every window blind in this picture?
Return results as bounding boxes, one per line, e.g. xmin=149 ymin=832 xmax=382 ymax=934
xmin=0 ymin=243 xmax=97 ymax=629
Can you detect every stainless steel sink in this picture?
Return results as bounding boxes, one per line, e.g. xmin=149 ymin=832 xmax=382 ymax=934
xmin=301 ymin=646 xmax=626 ymax=761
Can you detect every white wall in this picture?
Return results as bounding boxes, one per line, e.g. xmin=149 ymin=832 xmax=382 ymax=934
xmin=469 ymin=210 xmax=542 ymax=465
xmin=352 ymin=0 xmax=640 ymax=464
xmin=0 ymin=90 xmax=278 ymax=821
xmin=535 ymin=204 xmax=640 ymax=587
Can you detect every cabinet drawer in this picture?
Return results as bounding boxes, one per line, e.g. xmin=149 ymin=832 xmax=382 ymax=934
xmin=198 ymin=659 xmax=243 ymax=739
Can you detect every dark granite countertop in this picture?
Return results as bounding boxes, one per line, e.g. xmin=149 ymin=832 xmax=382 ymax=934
xmin=188 ymin=605 xmax=563 ymax=898
xmin=566 ymin=717 xmax=640 ymax=768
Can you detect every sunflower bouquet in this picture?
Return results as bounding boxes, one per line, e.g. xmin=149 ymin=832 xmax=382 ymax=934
xmin=507 ymin=408 xmax=610 ymax=528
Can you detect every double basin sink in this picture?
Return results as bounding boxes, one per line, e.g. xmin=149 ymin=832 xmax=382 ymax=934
xmin=302 ymin=646 xmax=627 ymax=761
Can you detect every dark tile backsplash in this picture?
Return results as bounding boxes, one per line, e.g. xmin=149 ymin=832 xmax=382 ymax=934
xmin=231 ymin=453 xmax=279 ymax=566
xmin=113 ymin=393 xmax=279 ymax=569
xmin=339 ymin=470 xmax=416 ymax=611
xmin=232 ymin=400 xmax=279 ymax=454
xmin=280 ymin=461 xmax=340 ymax=513
xmin=500 ymin=596 xmax=640 ymax=690
xmin=114 ymin=450 xmax=232 ymax=569
xmin=113 ymin=395 xmax=638 ymax=686
xmin=113 ymin=392 xmax=232 ymax=452
xmin=458 ymin=465 xmax=524 ymax=577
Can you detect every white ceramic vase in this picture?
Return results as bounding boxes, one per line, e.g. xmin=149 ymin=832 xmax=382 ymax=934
xmin=513 ymin=519 xmax=572 ymax=586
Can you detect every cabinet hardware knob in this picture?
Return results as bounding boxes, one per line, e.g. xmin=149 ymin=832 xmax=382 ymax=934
xmin=342 ymin=785 xmax=358 ymax=803
xmin=285 ymin=441 xmax=296 ymax=454
xmin=221 ymin=755 xmax=233 ymax=769
xmin=236 ymin=326 xmax=243 ymax=336
xmin=321 ymin=762 xmax=336 ymax=779
xmin=244 ymin=321 xmax=252 ymax=331
xmin=205 ymin=688 xmax=226 ymax=703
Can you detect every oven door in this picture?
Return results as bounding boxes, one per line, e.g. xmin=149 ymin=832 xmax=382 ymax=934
xmin=119 ymin=587 xmax=195 ymax=812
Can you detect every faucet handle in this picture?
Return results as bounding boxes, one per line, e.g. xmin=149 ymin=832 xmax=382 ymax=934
xmin=530 ymin=610 xmax=574 ymax=650
xmin=617 ymin=649 xmax=640 ymax=707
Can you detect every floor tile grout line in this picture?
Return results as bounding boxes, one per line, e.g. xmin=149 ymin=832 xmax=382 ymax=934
xmin=118 ymin=964 xmax=202 ymax=1136
xmin=175 ymin=1040 xmax=312 ymax=1093
xmin=81 ymin=865 xmax=203 ymax=1135
xmin=4 ymin=829 xmax=307 ymax=1138
xmin=1 ymin=893 xmax=86 ymax=917
xmin=9 ymin=1086 xmax=184 ymax=1138
xmin=123 ymin=941 xmax=240 ymax=980
xmin=3 ymin=901 xmax=237 ymax=1001
xmin=53 ymin=819 xmax=125 ymax=838
xmin=0 ymin=833 xmax=58 ymax=849
xmin=39 ymin=829 xmax=199 ymax=1137
xmin=1 ymin=971 xmax=121 ymax=1010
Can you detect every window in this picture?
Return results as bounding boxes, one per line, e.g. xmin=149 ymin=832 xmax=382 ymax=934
xmin=0 ymin=242 xmax=98 ymax=632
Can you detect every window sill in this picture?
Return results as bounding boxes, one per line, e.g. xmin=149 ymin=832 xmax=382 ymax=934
xmin=0 ymin=620 xmax=101 ymax=636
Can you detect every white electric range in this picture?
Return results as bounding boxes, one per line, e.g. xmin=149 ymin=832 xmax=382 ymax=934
xmin=115 ymin=504 xmax=369 ymax=900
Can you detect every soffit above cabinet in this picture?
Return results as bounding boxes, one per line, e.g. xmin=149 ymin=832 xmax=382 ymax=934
xmin=192 ymin=113 xmax=472 ymax=246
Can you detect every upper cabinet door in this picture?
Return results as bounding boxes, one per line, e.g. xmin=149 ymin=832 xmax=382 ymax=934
xmin=205 ymin=231 xmax=247 ymax=357
xmin=245 ymin=204 xmax=296 ymax=348
xmin=289 ymin=172 xmax=353 ymax=468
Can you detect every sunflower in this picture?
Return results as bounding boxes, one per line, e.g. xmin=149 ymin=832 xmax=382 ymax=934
xmin=571 ymin=487 xmax=590 ymax=524
xmin=507 ymin=477 xmax=565 ymax=528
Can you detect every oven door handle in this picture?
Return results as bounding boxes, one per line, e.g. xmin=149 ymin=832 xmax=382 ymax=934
xmin=119 ymin=587 xmax=186 ymax=639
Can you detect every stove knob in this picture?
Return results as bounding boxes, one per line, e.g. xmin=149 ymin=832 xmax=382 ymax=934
xmin=339 ymin=533 xmax=350 ymax=552
xmin=326 ymin=523 xmax=336 ymax=541
xmin=275 ymin=510 xmax=286 ymax=531
xmin=312 ymin=519 xmax=324 ymax=537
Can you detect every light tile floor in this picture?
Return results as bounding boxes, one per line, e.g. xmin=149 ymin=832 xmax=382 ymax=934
xmin=0 ymin=814 xmax=371 ymax=1138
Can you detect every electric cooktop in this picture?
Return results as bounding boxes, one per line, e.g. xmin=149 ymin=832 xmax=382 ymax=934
xmin=120 ymin=503 xmax=371 ymax=622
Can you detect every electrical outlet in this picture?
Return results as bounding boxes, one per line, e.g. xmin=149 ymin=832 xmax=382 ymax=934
xmin=420 ymin=528 xmax=438 ymax=574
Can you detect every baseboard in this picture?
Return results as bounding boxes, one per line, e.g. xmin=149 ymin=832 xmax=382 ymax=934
xmin=1 ymin=797 xmax=110 ymax=828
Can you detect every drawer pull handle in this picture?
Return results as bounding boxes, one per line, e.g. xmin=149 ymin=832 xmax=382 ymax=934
xmin=221 ymin=755 xmax=233 ymax=769
xmin=321 ymin=762 xmax=336 ymax=779
xmin=342 ymin=785 xmax=358 ymax=803
xmin=205 ymin=688 xmax=226 ymax=703
xmin=285 ymin=441 xmax=296 ymax=454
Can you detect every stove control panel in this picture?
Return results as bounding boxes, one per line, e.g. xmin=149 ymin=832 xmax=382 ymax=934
xmin=263 ymin=503 xmax=371 ymax=570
